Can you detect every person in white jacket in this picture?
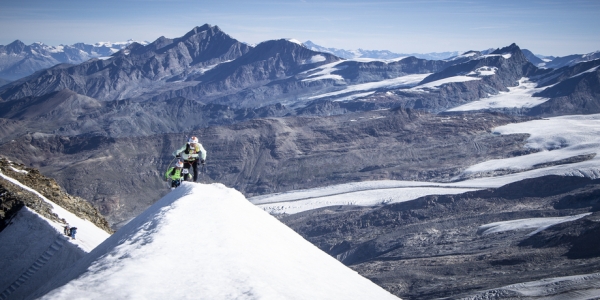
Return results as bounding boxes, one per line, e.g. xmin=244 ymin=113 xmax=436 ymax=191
xmin=172 ymin=136 xmax=207 ymax=182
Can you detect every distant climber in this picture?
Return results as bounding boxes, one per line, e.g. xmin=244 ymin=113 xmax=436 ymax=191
xmin=69 ymin=227 xmax=77 ymax=240
xmin=63 ymin=224 xmax=70 ymax=236
xmin=165 ymin=160 xmax=185 ymax=189
xmin=172 ymin=136 xmax=207 ymax=182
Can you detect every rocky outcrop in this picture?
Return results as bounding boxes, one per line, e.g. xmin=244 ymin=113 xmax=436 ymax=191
xmin=0 ymin=157 xmax=112 ymax=233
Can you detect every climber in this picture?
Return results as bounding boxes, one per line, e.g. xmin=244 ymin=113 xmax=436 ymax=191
xmin=69 ymin=227 xmax=77 ymax=240
xmin=165 ymin=160 xmax=185 ymax=189
xmin=172 ymin=136 xmax=207 ymax=182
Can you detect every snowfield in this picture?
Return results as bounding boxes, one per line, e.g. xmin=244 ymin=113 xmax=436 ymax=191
xmin=251 ymin=113 xmax=600 ymax=215
xmin=307 ymin=73 xmax=430 ymax=101
xmin=462 ymin=114 xmax=600 ymax=178
xmin=447 ymin=77 xmax=550 ymax=111
xmin=410 ymin=75 xmax=482 ymax=91
xmin=250 ymin=182 xmax=477 ymax=215
xmin=35 ymin=183 xmax=400 ymax=300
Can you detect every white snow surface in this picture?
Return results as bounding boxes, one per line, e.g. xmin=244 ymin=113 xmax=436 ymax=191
xmin=479 ymin=213 xmax=592 ymax=236
xmin=38 ymin=183 xmax=399 ymax=300
xmin=447 ymin=77 xmax=551 ymax=111
xmin=286 ymin=38 xmax=303 ymax=45
xmin=250 ymin=182 xmax=476 ymax=215
xmin=307 ymin=73 xmax=429 ymax=101
xmin=302 ymin=54 xmax=327 ymax=64
xmin=411 ymin=75 xmax=481 ymax=91
xmin=466 ymin=66 xmax=498 ymax=76
xmin=301 ymin=60 xmax=345 ymax=83
xmin=481 ymin=53 xmax=512 ymax=59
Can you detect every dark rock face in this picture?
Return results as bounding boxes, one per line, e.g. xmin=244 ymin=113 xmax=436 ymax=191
xmin=529 ymin=65 xmax=600 ymax=116
xmin=279 ymin=175 xmax=600 ymax=299
xmin=521 ymin=49 xmax=545 ymax=66
xmin=0 ymin=157 xmax=112 ymax=234
xmin=331 ymin=57 xmax=448 ymax=83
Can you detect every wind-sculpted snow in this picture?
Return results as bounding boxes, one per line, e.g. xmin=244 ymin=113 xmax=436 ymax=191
xmin=35 ymin=183 xmax=399 ymax=300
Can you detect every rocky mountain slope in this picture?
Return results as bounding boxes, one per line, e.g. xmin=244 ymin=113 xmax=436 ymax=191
xmin=0 ymin=24 xmax=252 ymax=102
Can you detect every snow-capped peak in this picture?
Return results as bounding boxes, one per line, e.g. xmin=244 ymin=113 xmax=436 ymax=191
xmin=286 ymin=38 xmax=303 ymax=46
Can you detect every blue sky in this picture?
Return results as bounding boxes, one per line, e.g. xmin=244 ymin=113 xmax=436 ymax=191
xmin=1 ymin=0 xmax=599 ymax=56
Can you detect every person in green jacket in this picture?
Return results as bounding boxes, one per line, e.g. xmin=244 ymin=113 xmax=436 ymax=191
xmin=165 ymin=160 xmax=185 ymax=189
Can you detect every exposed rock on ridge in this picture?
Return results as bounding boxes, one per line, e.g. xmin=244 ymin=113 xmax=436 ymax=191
xmin=0 ymin=157 xmax=112 ymax=233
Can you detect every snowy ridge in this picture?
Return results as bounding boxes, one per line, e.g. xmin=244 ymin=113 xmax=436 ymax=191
xmin=36 ymin=183 xmax=399 ymax=300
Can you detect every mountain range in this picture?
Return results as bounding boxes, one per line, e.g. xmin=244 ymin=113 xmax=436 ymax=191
xmin=0 ymin=39 xmax=149 ymax=82
xmin=1 ymin=23 xmax=600 ymax=299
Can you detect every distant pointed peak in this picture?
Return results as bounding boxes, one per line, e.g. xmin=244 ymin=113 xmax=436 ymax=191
xmin=492 ymin=43 xmax=521 ymax=55
xmin=7 ymin=40 xmax=25 ymax=46
xmin=4 ymin=40 xmax=27 ymax=54
xmin=184 ymin=24 xmax=219 ymax=38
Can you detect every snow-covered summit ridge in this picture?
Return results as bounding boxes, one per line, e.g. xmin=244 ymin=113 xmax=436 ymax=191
xmin=37 ymin=182 xmax=399 ymax=300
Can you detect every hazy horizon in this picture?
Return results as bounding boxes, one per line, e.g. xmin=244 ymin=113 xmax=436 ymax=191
xmin=1 ymin=0 xmax=599 ymax=57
